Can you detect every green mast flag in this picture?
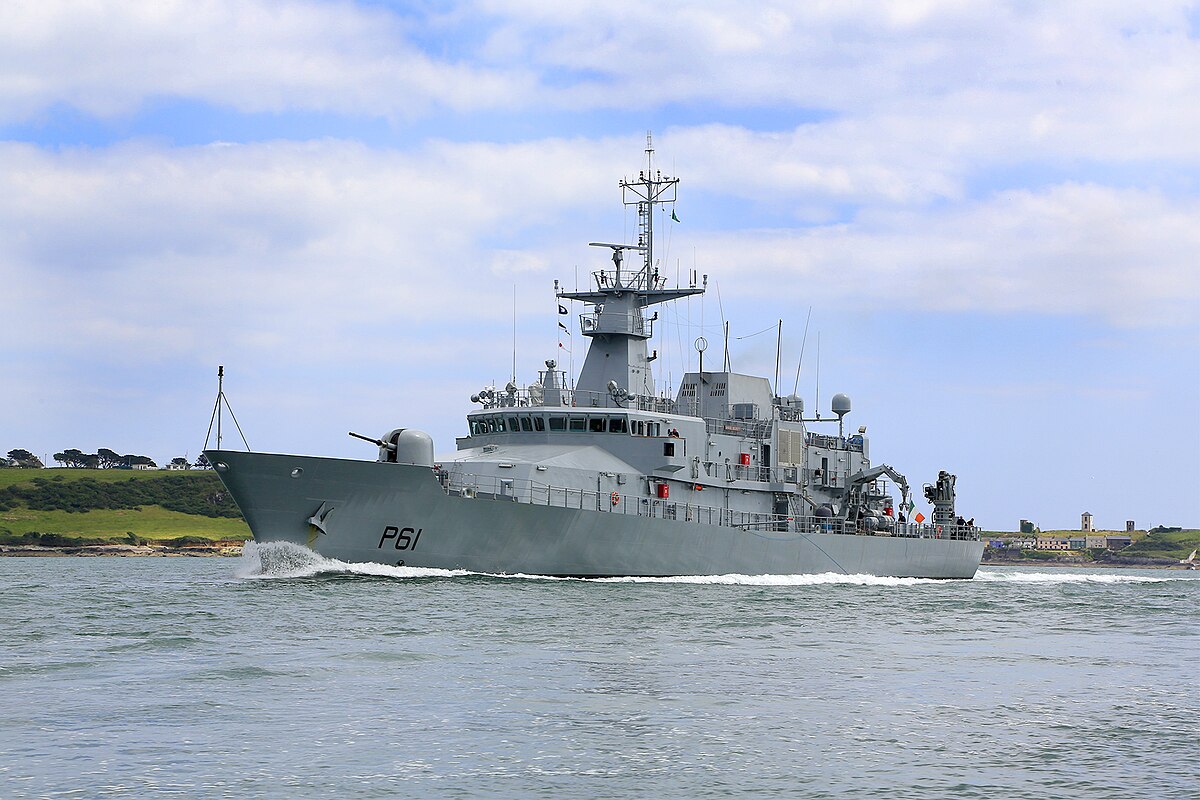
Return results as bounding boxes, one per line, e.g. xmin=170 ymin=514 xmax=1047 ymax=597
xmin=671 ymin=209 xmax=680 ymax=222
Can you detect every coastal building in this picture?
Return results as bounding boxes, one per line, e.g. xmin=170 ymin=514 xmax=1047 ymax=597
xmin=994 ymin=537 xmax=1035 ymax=549
xmin=1126 ymin=520 xmax=1136 ymax=532
xmin=1081 ymin=512 xmax=1094 ymax=532
xmin=1106 ymin=535 xmax=1132 ymax=550
xmin=1086 ymin=535 xmax=1107 ymax=549
xmin=1037 ymin=536 xmax=1071 ymax=551
xmin=1068 ymin=536 xmax=1087 ymax=550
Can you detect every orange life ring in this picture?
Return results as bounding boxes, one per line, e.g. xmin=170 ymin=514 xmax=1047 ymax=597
xmin=610 ymin=491 xmax=620 ymax=506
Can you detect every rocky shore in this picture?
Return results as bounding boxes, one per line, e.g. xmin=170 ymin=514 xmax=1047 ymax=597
xmin=981 ymin=551 xmax=1183 ymax=569
xmin=0 ymin=543 xmax=244 ymax=557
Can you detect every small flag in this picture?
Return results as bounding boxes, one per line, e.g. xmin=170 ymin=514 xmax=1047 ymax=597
xmin=914 ymin=512 xmax=926 ymax=524
xmin=558 ymin=321 xmax=568 ymax=331
xmin=670 ymin=209 xmax=680 ymax=223
xmin=905 ymin=499 xmax=915 ymax=514
xmin=558 ymin=304 xmax=568 ymax=315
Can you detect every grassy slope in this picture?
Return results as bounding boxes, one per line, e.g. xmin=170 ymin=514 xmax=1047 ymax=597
xmin=1120 ymin=529 xmax=1200 ymax=561
xmin=0 ymin=467 xmax=193 ymax=489
xmin=0 ymin=468 xmax=250 ymax=542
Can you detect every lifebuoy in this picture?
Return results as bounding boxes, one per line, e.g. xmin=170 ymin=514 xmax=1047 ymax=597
xmin=611 ymin=491 xmax=620 ymax=506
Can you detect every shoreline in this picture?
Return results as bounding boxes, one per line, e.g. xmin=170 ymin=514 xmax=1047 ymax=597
xmin=981 ymin=555 xmax=1186 ymax=570
xmin=0 ymin=543 xmax=244 ymax=558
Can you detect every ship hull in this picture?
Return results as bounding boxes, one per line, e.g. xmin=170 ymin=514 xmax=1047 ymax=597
xmin=207 ymin=450 xmax=984 ymax=579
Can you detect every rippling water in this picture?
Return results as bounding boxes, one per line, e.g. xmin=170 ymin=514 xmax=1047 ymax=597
xmin=1 ymin=544 xmax=1196 ymax=799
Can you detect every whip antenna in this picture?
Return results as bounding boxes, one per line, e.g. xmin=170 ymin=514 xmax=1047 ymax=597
xmin=204 ymin=365 xmax=250 ymax=450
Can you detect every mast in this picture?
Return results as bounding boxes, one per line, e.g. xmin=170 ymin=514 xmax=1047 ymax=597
xmin=558 ymin=134 xmax=703 ymax=407
xmin=625 ymin=131 xmax=669 ymax=286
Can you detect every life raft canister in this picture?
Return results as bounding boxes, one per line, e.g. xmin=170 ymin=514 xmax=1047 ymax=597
xmin=611 ymin=491 xmax=620 ymax=506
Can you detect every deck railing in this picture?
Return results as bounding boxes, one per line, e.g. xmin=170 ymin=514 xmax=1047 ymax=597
xmin=439 ymin=470 xmax=979 ymax=541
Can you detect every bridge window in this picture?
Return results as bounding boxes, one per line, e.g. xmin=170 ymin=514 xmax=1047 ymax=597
xmin=507 ymin=416 xmax=520 ymax=432
xmin=520 ymin=417 xmax=533 ymax=432
xmin=589 ymin=417 xmax=606 ymax=433
xmin=569 ymin=416 xmax=587 ymax=432
xmin=533 ymin=417 xmax=545 ymax=432
xmin=549 ymin=416 xmax=567 ymax=431
xmin=608 ymin=417 xmax=628 ymax=433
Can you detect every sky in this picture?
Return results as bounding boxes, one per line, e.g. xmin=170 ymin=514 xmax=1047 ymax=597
xmin=2 ymin=0 xmax=1198 ymax=531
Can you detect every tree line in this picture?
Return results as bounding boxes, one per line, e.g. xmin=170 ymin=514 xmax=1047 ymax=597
xmin=1 ymin=448 xmax=211 ymax=470
xmin=53 ymin=449 xmax=158 ymax=469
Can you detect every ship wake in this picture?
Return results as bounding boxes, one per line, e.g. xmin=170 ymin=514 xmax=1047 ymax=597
xmin=236 ymin=541 xmax=477 ymax=581
xmin=973 ymin=568 xmax=1187 ymax=584
xmin=236 ymin=542 xmax=942 ymax=585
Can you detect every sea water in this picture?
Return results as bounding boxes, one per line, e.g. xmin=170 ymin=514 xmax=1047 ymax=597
xmin=0 ymin=544 xmax=1196 ymax=799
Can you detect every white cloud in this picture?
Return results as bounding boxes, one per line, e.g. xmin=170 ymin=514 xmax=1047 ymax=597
xmin=4 ymin=0 xmax=1198 ymax=166
xmin=691 ymin=182 xmax=1200 ymax=327
xmin=0 ymin=0 xmax=530 ymax=123
xmin=5 ymin=135 xmax=1192 ymax=407
xmin=0 ymin=137 xmax=646 ymax=375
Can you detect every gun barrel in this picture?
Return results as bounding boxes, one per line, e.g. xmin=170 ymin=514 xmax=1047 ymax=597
xmin=348 ymin=431 xmax=387 ymax=448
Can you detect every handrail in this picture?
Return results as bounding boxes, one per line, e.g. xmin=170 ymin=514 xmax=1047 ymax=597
xmin=471 ymin=387 xmax=676 ymax=412
xmin=438 ymin=470 xmax=980 ymax=542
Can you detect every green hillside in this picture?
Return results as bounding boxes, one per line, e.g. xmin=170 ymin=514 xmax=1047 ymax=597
xmin=0 ymin=468 xmax=250 ymax=546
xmin=1120 ymin=529 xmax=1200 ymax=561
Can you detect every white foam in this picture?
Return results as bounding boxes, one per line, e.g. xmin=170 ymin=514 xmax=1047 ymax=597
xmin=236 ymin=541 xmax=475 ymax=581
xmin=973 ymin=569 xmax=1184 ymax=584
xmin=236 ymin=543 xmax=945 ymax=585
xmin=588 ymin=573 xmax=939 ymax=586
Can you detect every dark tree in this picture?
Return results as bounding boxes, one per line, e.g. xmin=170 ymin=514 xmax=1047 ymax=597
xmin=193 ymin=454 xmax=211 ymax=469
xmin=170 ymin=457 xmax=189 ymax=469
xmin=6 ymin=449 xmax=43 ymax=469
xmin=97 ymin=448 xmax=121 ymax=469
xmin=54 ymin=449 xmax=86 ymax=468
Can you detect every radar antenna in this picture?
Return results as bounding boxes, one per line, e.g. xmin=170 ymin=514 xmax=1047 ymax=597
xmin=618 ymin=131 xmax=678 ymax=290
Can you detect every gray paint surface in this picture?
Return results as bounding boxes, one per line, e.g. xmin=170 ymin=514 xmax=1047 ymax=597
xmin=208 ymin=450 xmax=983 ymax=579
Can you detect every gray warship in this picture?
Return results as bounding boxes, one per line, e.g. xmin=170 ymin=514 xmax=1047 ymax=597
xmin=207 ymin=142 xmax=983 ymax=579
